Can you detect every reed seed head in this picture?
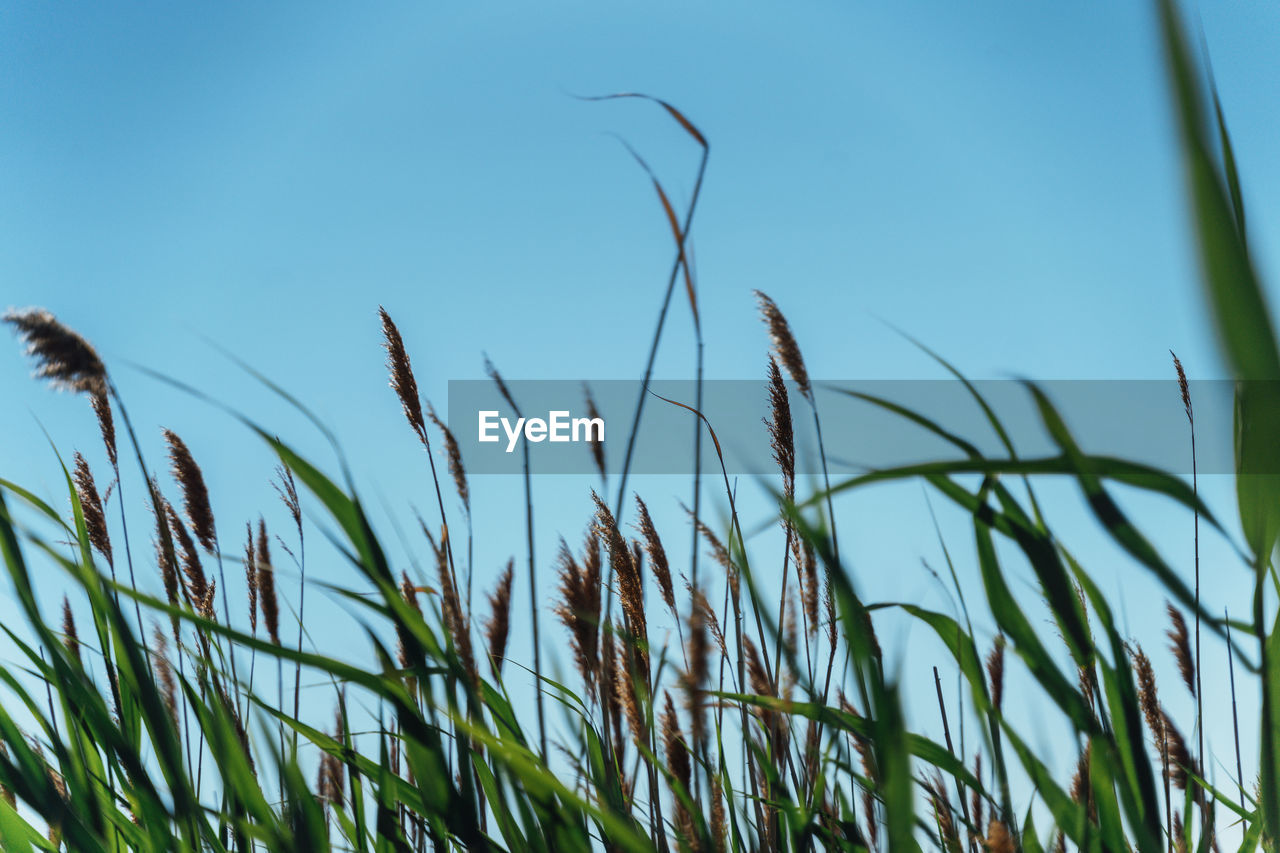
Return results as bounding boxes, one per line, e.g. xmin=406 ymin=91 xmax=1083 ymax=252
xmin=765 ymin=356 xmax=796 ymax=500
xmin=753 ymin=291 xmax=811 ymax=402
xmin=165 ymin=502 xmax=207 ymax=606
xmin=987 ymin=635 xmax=1006 ymax=712
xmin=257 ymin=517 xmax=280 ymax=645
xmin=90 ymin=390 xmax=118 ymax=470
xmin=163 ymin=429 xmax=216 ymax=554
xmin=634 ymin=495 xmax=675 ymax=617
xmin=379 ymin=307 xmax=427 ymax=444
xmin=73 ymin=452 xmax=112 ymax=568
xmin=1171 ymin=350 xmax=1193 ymax=424
xmin=4 ymin=307 xmax=107 ymax=394
xmin=426 ymin=402 xmax=469 ymax=513
xmin=1166 ymin=602 xmax=1196 ymax=697
xmin=244 ymin=522 xmax=258 ymax=635
xmin=583 ymin=384 xmax=606 ymax=482
xmin=555 ymin=536 xmax=600 ymax=696
xmin=61 ymin=597 xmax=80 ymax=666
xmin=484 ymin=559 xmax=514 ymax=677
xmin=273 ymin=464 xmax=301 ymax=530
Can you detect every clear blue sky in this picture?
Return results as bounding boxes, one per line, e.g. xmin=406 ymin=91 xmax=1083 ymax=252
xmin=3 ymin=0 xmax=1278 ymax=828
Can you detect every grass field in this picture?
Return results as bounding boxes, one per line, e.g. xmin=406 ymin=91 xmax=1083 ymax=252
xmin=0 ymin=2 xmax=1275 ymax=850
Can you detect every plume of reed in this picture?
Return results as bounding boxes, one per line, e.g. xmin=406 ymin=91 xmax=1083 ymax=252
xmin=987 ymin=635 xmax=1006 ymax=712
xmin=165 ymin=503 xmax=207 ymax=606
xmin=426 ymin=402 xmax=469 ymax=514
xmin=1070 ymin=745 xmax=1096 ymax=823
xmin=90 ymin=390 xmax=117 ymax=469
xmin=274 ymin=463 xmax=300 ymax=529
xmin=594 ymin=492 xmax=648 ymax=685
xmin=985 ymin=819 xmax=1015 ymax=853
xmin=634 ymin=495 xmax=675 ymax=619
xmin=683 ymin=584 xmax=710 ymax=755
xmin=797 ymin=538 xmax=818 ymax=640
xmin=753 ymin=293 xmax=810 ymax=402
xmin=583 ymin=384 xmax=606 ymax=483
xmin=765 ymin=356 xmax=796 ymax=499
xmin=152 ymin=489 xmax=181 ymax=632
xmin=162 ymin=430 xmax=216 ymax=554
xmin=661 ymin=691 xmax=695 ymax=846
xmin=483 ymin=559 xmax=514 ymax=677
xmin=434 ymin=529 xmax=476 ymax=686
xmin=257 ymin=518 xmax=280 ymax=645
xmin=710 ymin=774 xmax=727 ymax=853
xmin=927 ymin=772 xmax=961 ymax=853
xmin=971 ymin=753 xmax=984 ymax=849
xmin=554 ymin=538 xmax=600 ymax=697
xmin=396 ymin=570 xmax=422 ymax=672
xmin=73 ymin=453 xmax=112 ymax=568
xmin=61 ymin=598 xmax=80 ymax=666
xmin=1166 ymin=603 xmax=1196 ymax=697
xmin=1162 ymin=710 xmax=1203 ymax=804
xmin=617 ymin=638 xmax=647 ymax=748
xmin=3 ymin=308 xmax=106 ymax=394
xmin=244 ymin=523 xmax=258 ymax=636
xmin=1129 ymin=644 xmax=1165 ymax=747
xmin=379 ymin=307 xmax=427 ymax=444
xmin=601 ymin=621 xmax=625 ymax=759
xmin=153 ymin=624 xmax=179 ymax=734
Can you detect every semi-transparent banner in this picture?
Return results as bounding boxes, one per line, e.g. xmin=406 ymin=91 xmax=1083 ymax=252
xmin=446 ymin=379 xmax=1249 ymax=475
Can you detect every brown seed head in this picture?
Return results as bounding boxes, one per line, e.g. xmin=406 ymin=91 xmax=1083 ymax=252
xmin=554 ymin=537 xmax=600 ymax=696
xmin=987 ymin=635 xmax=1006 ymax=712
xmin=163 ymin=430 xmax=216 ymax=553
xmin=61 ymin=597 xmax=80 ymax=666
xmin=165 ymin=503 xmax=207 ymax=606
xmin=257 ymin=518 xmax=280 ymax=645
xmin=1166 ymin=602 xmax=1196 ymax=697
xmin=273 ymin=464 xmax=301 ymax=529
xmin=484 ymin=559 xmax=515 ymax=677
xmin=73 ymin=453 xmax=112 ymax=568
xmin=1171 ymin=350 xmax=1193 ymax=424
xmin=583 ymin=384 xmax=606 ymax=482
xmin=594 ymin=491 xmax=648 ymax=684
xmin=985 ymin=819 xmax=1015 ymax=853
xmin=4 ymin=308 xmax=107 ymax=394
xmin=244 ymin=522 xmax=258 ymax=634
xmin=634 ymin=495 xmax=674 ymax=617
xmin=753 ymin=291 xmax=811 ymax=401
xmin=426 ymin=402 xmax=469 ymax=513
xmin=379 ymin=307 xmax=427 ymax=443
xmin=765 ymin=356 xmax=796 ymax=499
xmin=90 ymin=390 xmax=117 ymax=470
xmin=152 ymin=623 xmax=179 ymax=733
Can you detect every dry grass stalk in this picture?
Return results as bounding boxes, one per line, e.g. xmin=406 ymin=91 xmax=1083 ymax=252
xmin=483 ymin=559 xmax=514 ymax=676
xmin=634 ymin=495 xmax=675 ymax=617
xmin=73 ymin=452 xmax=112 ymax=568
xmin=426 ymin=402 xmax=469 ymax=513
xmin=1071 ymin=745 xmax=1096 ymax=823
xmin=554 ymin=537 xmax=600 ymax=697
xmin=1129 ymin=643 xmax=1165 ymax=748
xmin=601 ymin=621 xmax=625 ymax=757
xmin=257 ymin=518 xmax=280 ymax=645
xmin=3 ymin=308 xmax=106 ymax=394
xmin=987 ymin=635 xmax=1006 ymax=712
xmin=379 ymin=307 xmax=427 ymax=444
xmin=1167 ymin=603 xmax=1196 ymax=697
xmin=971 ymin=753 xmax=984 ymax=848
xmin=163 ymin=429 xmax=216 ymax=554
xmin=90 ymin=390 xmax=117 ymax=469
xmin=151 ymin=488 xmax=181 ymax=634
xmin=753 ymin=292 xmax=811 ymax=402
xmin=1172 ymin=352 xmax=1193 ymax=424
xmin=617 ymin=639 xmax=647 ymax=748
xmin=61 ymin=597 xmax=80 ymax=666
xmin=273 ymin=464 xmax=300 ymax=529
xmin=710 ymin=774 xmax=727 ymax=853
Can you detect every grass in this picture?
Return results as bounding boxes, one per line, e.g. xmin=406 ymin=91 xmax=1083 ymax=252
xmin=0 ymin=1 xmax=1274 ymax=849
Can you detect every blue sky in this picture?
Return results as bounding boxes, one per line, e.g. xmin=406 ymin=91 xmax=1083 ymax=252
xmin=3 ymin=0 xmax=1279 ymax=830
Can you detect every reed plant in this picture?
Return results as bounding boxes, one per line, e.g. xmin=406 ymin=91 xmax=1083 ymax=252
xmin=0 ymin=3 xmax=1272 ymax=850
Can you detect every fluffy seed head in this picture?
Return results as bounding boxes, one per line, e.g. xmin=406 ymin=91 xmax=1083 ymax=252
xmin=73 ymin=453 xmax=112 ymax=568
xmin=1171 ymin=350 xmax=1193 ymax=424
xmin=754 ymin=291 xmax=811 ymax=401
xmin=1166 ymin=602 xmax=1196 ymax=697
xmin=4 ymin=308 xmax=107 ymax=394
xmin=583 ymin=384 xmax=606 ymax=482
xmin=634 ymin=495 xmax=674 ymax=617
xmin=90 ymin=390 xmax=117 ymax=469
xmin=163 ymin=430 xmax=216 ymax=553
xmin=257 ymin=518 xmax=280 ymax=645
xmin=426 ymin=402 xmax=469 ymax=513
xmin=379 ymin=307 xmax=427 ymax=443
xmin=244 ymin=522 xmax=258 ymax=634
xmin=987 ymin=635 xmax=1006 ymax=712
xmin=484 ymin=559 xmax=514 ymax=676
xmin=61 ymin=597 xmax=80 ymax=666
xmin=765 ymin=356 xmax=796 ymax=499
